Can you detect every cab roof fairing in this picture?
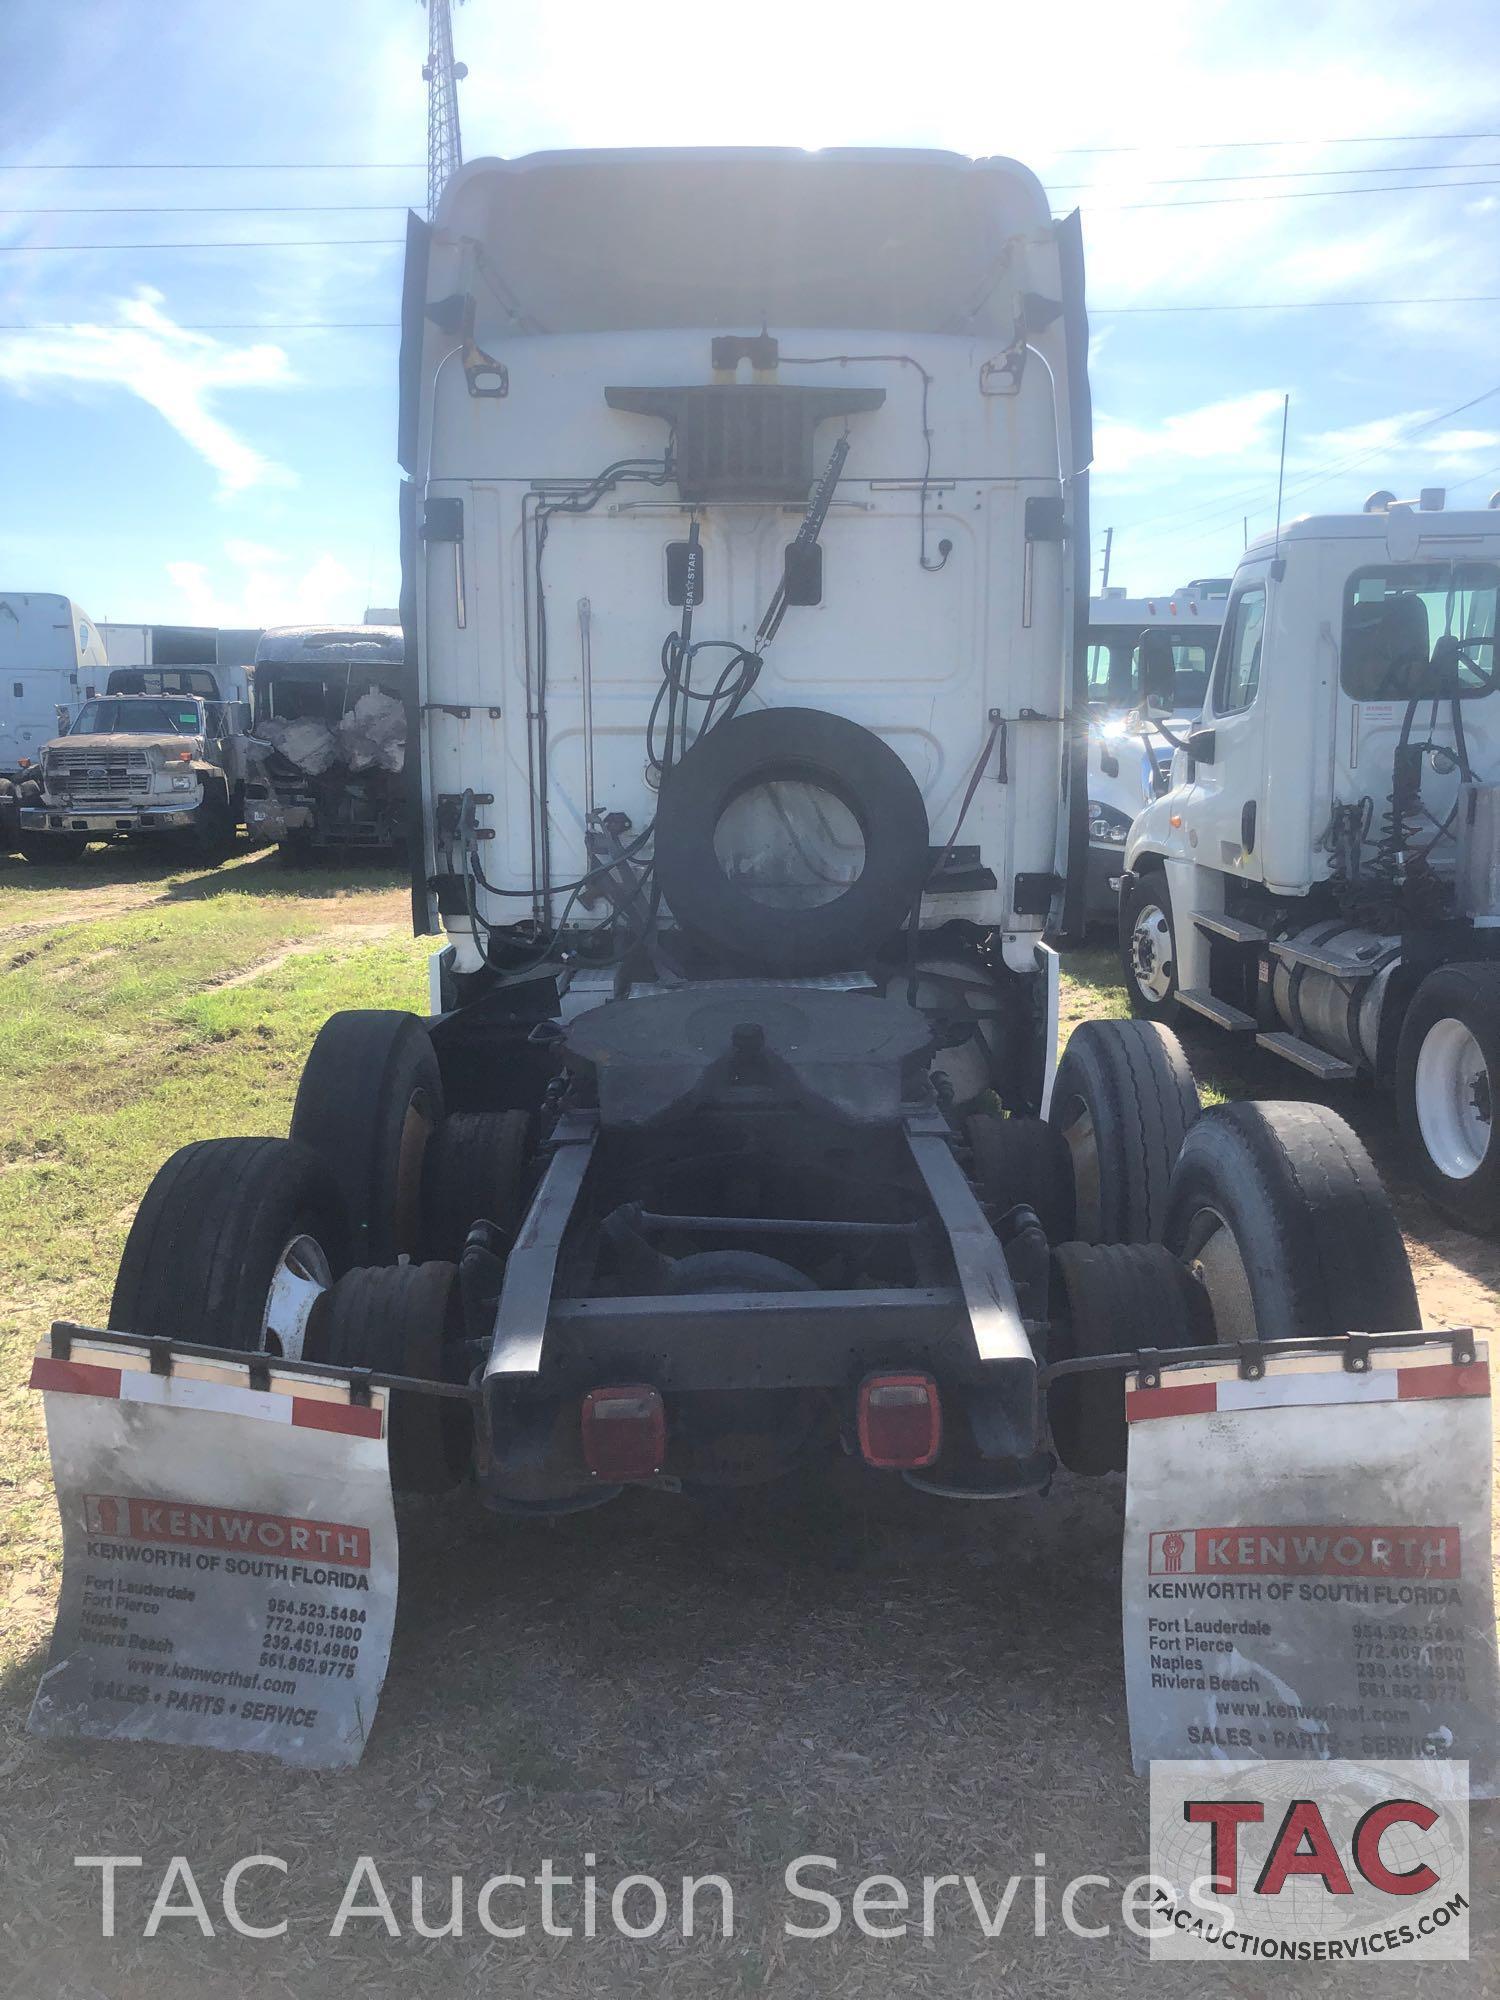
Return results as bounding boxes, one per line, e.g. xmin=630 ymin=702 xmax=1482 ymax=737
xmin=1242 ymin=510 xmax=1500 ymax=562
xmin=428 ymin=147 xmax=1062 ymax=343
xmin=254 ymin=626 xmax=404 ymax=670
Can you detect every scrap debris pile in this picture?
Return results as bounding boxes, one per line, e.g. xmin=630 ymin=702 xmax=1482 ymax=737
xmin=247 ymin=688 xmax=406 ymax=776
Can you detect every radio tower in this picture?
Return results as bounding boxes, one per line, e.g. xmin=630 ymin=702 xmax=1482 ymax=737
xmin=421 ymin=0 xmax=468 ymax=220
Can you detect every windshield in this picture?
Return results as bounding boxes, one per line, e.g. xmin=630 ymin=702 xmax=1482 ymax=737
xmin=66 ymin=699 xmax=200 ymax=736
xmin=1085 ymin=627 xmax=1218 ymax=713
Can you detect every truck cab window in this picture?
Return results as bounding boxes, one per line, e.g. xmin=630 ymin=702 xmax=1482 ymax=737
xmin=1213 ymin=587 xmax=1265 ymax=716
xmin=1341 ymin=561 xmax=1499 ymax=700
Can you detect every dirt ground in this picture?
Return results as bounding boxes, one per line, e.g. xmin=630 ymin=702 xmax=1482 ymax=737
xmin=1 ymin=873 xmax=1496 ymax=1996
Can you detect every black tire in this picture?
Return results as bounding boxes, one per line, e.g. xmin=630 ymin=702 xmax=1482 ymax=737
xmin=18 ymin=830 xmax=89 ymax=864
xmin=967 ymin=1113 xmax=1077 ymax=1243
xmin=191 ymin=782 xmax=236 ymax=860
xmin=1048 ymin=1019 xmax=1200 ymax=1243
xmin=309 ymin=1261 xmax=469 ymax=1492
xmin=653 ymin=706 xmax=930 ymax=975
xmin=1396 ymin=963 xmax=1500 ymax=1235
xmin=290 ymin=1011 xmax=444 ymax=1264
xmin=111 ymin=1137 xmax=348 ymax=1353
xmin=1047 ymin=1240 xmax=1214 ymax=1475
xmin=1160 ymin=1100 xmax=1420 ymax=1343
xmin=1119 ymin=869 xmax=1180 ymax=1025
xmin=421 ymin=1109 xmax=533 ymax=1262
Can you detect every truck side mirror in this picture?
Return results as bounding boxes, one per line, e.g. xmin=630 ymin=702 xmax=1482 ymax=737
xmin=1186 ymin=725 xmax=1217 ymax=764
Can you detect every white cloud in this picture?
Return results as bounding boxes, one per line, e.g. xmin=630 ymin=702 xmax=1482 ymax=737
xmin=1092 ymin=389 xmax=1286 ymax=477
xmin=166 ymin=545 xmax=358 ymax=626
xmin=0 ymin=289 xmax=294 ymax=495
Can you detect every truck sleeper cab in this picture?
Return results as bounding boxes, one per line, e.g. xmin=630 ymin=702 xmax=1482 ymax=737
xmin=101 ymin=153 xmax=1425 ymax=1524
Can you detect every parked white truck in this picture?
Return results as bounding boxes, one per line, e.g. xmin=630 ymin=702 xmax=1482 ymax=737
xmin=1083 ymin=582 xmax=1225 ymax=917
xmin=62 ymin=152 xmax=1427 ymax=1607
xmin=17 ymin=690 xmax=251 ymax=861
xmin=1123 ymin=493 xmax=1500 ymax=1231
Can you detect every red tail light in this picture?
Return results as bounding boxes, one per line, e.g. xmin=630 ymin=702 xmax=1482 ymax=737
xmin=857 ymin=1372 xmax=942 ymax=1469
xmin=581 ymin=1385 xmax=666 ymax=1480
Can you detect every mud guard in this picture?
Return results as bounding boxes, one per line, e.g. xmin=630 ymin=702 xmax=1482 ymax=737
xmin=27 ymin=1332 xmax=398 ymax=1769
xmin=1122 ymin=1334 xmax=1500 ymax=1795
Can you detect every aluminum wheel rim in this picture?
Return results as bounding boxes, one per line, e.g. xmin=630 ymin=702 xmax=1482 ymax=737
xmin=1181 ymin=1206 xmax=1257 ymax=1346
xmin=1129 ymin=902 xmax=1174 ymax=1004
xmin=1414 ymin=1016 xmax=1491 ymax=1182
xmin=260 ymin=1233 xmax=334 ymax=1360
xmin=1056 ymin=1094 xmax=1101 ymax=1241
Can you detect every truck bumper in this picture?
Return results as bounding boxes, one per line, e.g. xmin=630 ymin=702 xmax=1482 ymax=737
xmin=245 ymin=796 xmax=313 ymax=842
xmin=21 ymin=806 xmax=198 ymax=834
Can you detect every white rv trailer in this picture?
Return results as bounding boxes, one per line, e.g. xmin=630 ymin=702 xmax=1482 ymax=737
xmin=0 ymin=592 xmax=107 ymax=776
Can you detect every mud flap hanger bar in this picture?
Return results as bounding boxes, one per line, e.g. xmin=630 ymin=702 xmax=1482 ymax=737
xmin=1043 ymin=1327 xmax=1478 ymax=1390
xmin=45 ymin=1322 xmax=481 ymax=1404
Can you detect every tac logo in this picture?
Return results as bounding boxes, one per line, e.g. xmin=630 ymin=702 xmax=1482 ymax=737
xmin=1149 ymin=1760 xmax=1470 ymax=1963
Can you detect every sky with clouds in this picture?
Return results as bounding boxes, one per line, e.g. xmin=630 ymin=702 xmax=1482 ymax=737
xmin=2 ymin=0 xmax=1498 ymax=624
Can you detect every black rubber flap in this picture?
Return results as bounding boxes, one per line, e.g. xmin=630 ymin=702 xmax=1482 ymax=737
xmin=565 ymin=982 xmax=933 ymax=1128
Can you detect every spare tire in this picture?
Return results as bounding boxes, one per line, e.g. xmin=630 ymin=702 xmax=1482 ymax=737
xmin=653 ymin=707 xmax=930 ymax=975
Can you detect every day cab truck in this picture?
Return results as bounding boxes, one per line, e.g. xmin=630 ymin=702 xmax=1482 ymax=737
xmin=17 ymin=689 xmax=251 ymax=862
xmin=1122 ymin=492 xmax=1500 ymax=1233
xmin=1082 ymin=582 xmax=1225 ymax=918
xmin=95 ymin=150 xmax=1423 ymax=1524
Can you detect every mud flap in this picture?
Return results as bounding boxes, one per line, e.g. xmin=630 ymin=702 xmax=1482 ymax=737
xmin=1122 ymin=1336 xmax=1500 ymax=1795
xmin=27 ymin=1334 xmax=398 ymax=1769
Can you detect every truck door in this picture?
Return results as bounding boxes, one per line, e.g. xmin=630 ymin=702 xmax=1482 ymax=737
xmin=1193 ymin=570 xmax=1268 ymax=880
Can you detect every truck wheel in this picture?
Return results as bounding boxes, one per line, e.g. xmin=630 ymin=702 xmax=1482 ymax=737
xmin=1119 ymin=871 xmax=1180 ymax=1024
xmin=1048 ymin=1019 xmax=1200 ymax=1242
xmin=1047 ymin=1240 xmax=1213 ymax=1474
xmin=193 ymin=782 xmax=236 ymax=859
xmin=966 ymin=1113 xmax=1076 ymax=1243
xmin=308 ymin=1261 xmax=469 ymax=1492
xmin=111 ymin=1137 xmax=348 ymax=1356
xmin=18 ymin=830 xmax=89 ymax=864
xmin=1396 ymin=964 xmax=1500 ymax=1234
xmin=290 ymin=1011 xmax=445 ymax=1264
xmin=1161 ymin=1100 xmax=1419 ymax=1344
xmin=421 ymin=1109 xmax=532 ymax=1262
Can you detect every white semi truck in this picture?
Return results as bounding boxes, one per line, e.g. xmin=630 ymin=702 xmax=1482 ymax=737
xmin=1083 ymin=582 xmax=1225 ymax=917
xmin=83 ymin=151 xmax=1424 ymax=1529
xmin=1123 ymin=493 xmax=1500 ymax=1232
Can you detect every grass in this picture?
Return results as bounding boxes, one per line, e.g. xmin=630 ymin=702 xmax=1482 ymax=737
xmin=0 ymin=845 xmax=427 ymax=1655
xmin=0 ymin=864 xmax=1494 ymax=1998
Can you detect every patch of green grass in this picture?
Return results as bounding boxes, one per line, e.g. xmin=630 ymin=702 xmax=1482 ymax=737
xmin=0 ymin=862 xmax=427 ymax=1656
